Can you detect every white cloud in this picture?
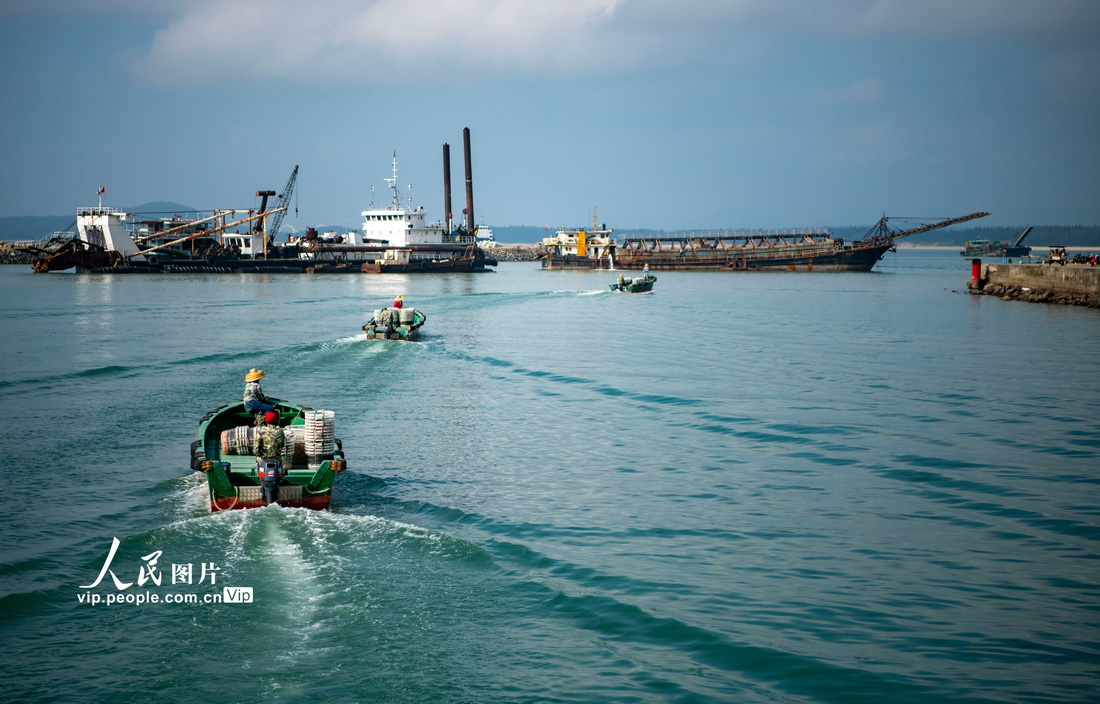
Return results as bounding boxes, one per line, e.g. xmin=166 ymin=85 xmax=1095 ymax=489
xmin=129 ymin=0 xmax=630 ymax=85
xmin=48 ymin=0 xmax=1095 ymax=87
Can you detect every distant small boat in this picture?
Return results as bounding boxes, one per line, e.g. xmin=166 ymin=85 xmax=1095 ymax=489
xmin=960 ymin=226 xmax=1032 ymax=259
xmin=190 ymin=400 xmax=346 ymax=512
xmin=610 ymin=274 xmax=656 ymax=293
xmin=362 ymin=307 xmax=427 ymax=340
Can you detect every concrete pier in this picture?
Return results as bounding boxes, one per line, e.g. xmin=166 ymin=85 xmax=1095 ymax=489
xmin=968 ymin=260 xmax=1100 ymax=308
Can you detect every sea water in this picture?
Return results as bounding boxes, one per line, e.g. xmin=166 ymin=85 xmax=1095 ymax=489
xmin=0 ymin=251 xmax=1097 ymax=704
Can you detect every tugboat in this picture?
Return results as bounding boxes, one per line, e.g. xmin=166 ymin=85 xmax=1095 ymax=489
xmin=190 ymin=400 xmax=346 ymax=512
xmin=539 ymin=209 xmax=617 ymax=270
xmin=610 ymin=273 xmax=656 ymax=292
xmin=362 ymin=305 xmax=427 ymax=340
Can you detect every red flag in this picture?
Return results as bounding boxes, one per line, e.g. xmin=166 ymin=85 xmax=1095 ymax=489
xmin=97 ymin=186 xmax=106 ymax=195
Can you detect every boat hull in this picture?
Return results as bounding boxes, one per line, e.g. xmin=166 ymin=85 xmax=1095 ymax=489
xmin=363 ymin=309 xmax=426 ymax=340
xmin=960 ymin=245 xmax=1031 ymax=258
xmin=32 ymin=241 xmax=495 ymax=274
xmin=545 ymin=242 xmax=893 ymax=272
xmin=541 ymin=254 xmax=610 ymax=270
xmin=209 ymin=491 xmax=332 ymax=512
xmin=610 ymin=275 xmax=656 ymax=292
xmin=191 ymin=401 xmax=345 ymax=512
xmin=83 ymin=257 xmax=318 ymax=274
xmin=30 ymin=240 xmax=117 ymax=272
xmin=360 ymin=256 xmax=483 ymax=273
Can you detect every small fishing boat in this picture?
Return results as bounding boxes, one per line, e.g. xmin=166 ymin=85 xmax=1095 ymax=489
xmin=362 ymin=307 xmax=427 ymax=340
xmin=190 ymin=400 xmax=346 ymax=512
xmin=610 ymin=274 xmax=656 ymax=293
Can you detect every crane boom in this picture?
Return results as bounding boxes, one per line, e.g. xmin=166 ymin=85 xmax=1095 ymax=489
xmin=265 ymin=165 xmax=298 ymax=244
xmin=133 ymin=210 xmax=231 ymax=244
xmin=859 ymin=211 xmax=990 ymax=242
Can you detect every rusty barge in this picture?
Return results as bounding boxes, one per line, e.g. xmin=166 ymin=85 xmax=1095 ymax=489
xmin=541 ymin=212 xmax=990 ymax=272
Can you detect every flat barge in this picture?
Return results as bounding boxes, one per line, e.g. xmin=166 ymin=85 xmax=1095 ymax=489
xmin=541 ymin=212 xmax=990 ymax=272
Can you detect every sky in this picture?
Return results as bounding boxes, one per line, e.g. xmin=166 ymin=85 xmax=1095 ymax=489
xmin=2 ymin=0 xmax=1099 ymax=233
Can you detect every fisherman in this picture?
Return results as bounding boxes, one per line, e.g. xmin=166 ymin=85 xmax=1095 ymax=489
xmin=254 ymin=410 xmax=286 ymax=505
xmin=642 ymin=264 xmax=650 ymax=279
xmin=393 ymin=295 xmax=404 ymax=309
xmin=377 ymin=307 xmax=394 ymax=339
xmin=254 ymin=411 xmax=285 ymax=459
xmin=617 ymin=273 xmax=626 ymax=286
xmin=243 ymin=368 xmax=275 ymax=415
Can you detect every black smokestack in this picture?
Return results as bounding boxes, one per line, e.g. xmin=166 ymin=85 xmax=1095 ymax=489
xmin=463 ymin=127 xmax=474 ymax=231
xmin=442 ymin=143 xmax=453 ymax=233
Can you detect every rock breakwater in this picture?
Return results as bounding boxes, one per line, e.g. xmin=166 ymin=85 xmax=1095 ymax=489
xmin=486 ymin=245 xmax=545 ymax=262
xmin=968 ymin=261 xmax=1100 ymax=309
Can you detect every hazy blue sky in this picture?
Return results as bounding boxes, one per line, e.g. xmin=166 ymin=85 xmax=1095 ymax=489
xmin=2 ymin=0 xmax=1098 ymax=232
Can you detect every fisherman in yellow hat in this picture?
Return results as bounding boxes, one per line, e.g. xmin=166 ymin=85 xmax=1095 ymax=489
xmin=393 ymin=295 xmax=404 ymax=309
xmin=243 ymin=368 xmax=275 ymax=415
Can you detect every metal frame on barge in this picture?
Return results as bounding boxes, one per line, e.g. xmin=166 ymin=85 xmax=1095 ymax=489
xmin=615 ymin=228 xmax=883 ymax=272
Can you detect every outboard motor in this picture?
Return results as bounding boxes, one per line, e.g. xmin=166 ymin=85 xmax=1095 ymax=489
xmin=257 ymin=458 xmax=284 ymax=505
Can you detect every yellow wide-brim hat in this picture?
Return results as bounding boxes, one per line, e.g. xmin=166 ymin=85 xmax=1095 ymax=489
xmin=245 ymin=368 xmax=265 ymax=382
xmin=396 ymin=296 xmax=404 ymax=300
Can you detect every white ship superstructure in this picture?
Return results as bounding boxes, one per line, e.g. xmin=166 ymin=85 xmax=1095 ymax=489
xmin=361 ymin=156 xmax=445 ymax=248
xmin=358 ymin=154 xmax=474 ymax=266
xmin=77 ymin=206 xmax=145 ymax=261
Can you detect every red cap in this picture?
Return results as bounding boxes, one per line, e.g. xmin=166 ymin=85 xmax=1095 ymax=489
xmin=264 ymin=411 xmax=278 ymax=424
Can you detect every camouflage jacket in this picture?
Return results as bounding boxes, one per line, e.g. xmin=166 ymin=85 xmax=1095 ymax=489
xmin=254 ymin=424 xmax=286 ymax=458
xmin=243 ymin=381 xmax=267 ymax=404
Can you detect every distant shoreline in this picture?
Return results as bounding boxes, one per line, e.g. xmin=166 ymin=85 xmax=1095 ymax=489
xmin=895 ymin=244 xmax=1097 ymax=252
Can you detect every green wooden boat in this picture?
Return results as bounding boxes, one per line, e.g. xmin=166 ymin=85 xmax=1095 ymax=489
xmin=362 ymin=307 xmax=427 ymax=340
xmin=190 ymin=400 xmax=346 ymax=512
xmin=610 ymin=274 xmax=656 ymax=293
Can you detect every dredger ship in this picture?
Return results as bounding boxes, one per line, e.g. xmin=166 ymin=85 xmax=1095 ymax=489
xmin=22 ymin=129 xmax=496 ymax=274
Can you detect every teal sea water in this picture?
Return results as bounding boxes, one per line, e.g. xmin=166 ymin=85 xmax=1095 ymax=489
xmin=1 ymin=251 xmax=1098 ymax=703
